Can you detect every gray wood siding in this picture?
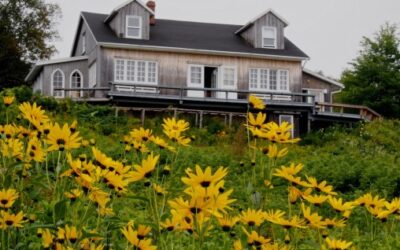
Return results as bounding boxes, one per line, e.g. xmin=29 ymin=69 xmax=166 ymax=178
xmin=72 ymin=20 xmax=97 ymax=57
xmin=109 ymin=1 xmax=150 ymax=40
xmin=99 ymin=48 xmax=302 ymax=92
xmin=241 ymin=12 xmax=285 ymax=49
xmin=40 ymin=60 xmax=88 ymax=96
xmin=302 ymin=72 xmax=342 ymax=103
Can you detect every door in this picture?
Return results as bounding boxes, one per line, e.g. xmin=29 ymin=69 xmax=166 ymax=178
xmin=187 ymin=65 xmax=204 ymax=98
xmin=217 ymin=66 xmax=238 ymax=99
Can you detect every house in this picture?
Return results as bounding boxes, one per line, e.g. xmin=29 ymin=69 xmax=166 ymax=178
xmin=25 ymin=0 xmax=380 ymax=135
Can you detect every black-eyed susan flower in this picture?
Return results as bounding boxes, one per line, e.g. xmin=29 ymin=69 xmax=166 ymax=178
xmin=325 ymin=237 xmax=352 ymax=250
xmin=41 ymin=229 xmax=54 ymax=249
xmin=152 ymin=184 xmax=167 ymax=196
xmin=46 ymin=123 xmax=82 ymax=151
xmin=64 ymin=189 xmax=82 ymax=201
xmin=162 ymin=117 xmax=189 ymax=136
xmin=65 ymin=225 xmax=80 ymax=243
xmin=18 ymin=102 xmax=49 ymax=126
xmin=354 ymin=193 xmax=386 ymax=209
xmin=1 ymin=138 xmax=23 ymax=160
xmin=0 ymin=188 xmax=19 ymax=209
xmin=328 ymin=197 xmax=354 ymax=213
xmin=217 ymin=215 xmax=239 ymax=232
xmin=301 ymin=203 xmax=326 ymax=229
xmin=323 ymin=217 xmax=347 ymax=229
xmin=181 ymin=165 xmax=228 ymax=189
xmin=263 ymin=209 xmax=286 ymax=224
xmin=121 ymin=225 xmax=157 ymax=250
xmin=151 ymin=136 xmax=176 ymax=152
xmin=247 ymin=112 xmax=267 ymax=130
xmin=233 ymin=240 xmax=243 ymax=250
xmin=0 ymin=211 xmax=25 ymax=229
xmin=248 ymin=95 xmax=265 ymax=110
xmin=56 ymin=227 xmax=66 ymax=243
xmin=262 ymin=144 xmax=288 ymax=159
xmin=274 ymin=215 xmax=306 ymax=229
xmin=240 ymin=208 xmax=265 ymax=227
xmin=161 ymin=216 xmax=180 ymax=232
xmin=69 ymin=120 xmax=78 ymax=133
xmin=306 ymin=176 xmax=337 ymax=196
xmin=242 ymin=227 xmax=271 ymax=247
xmin=3 ymin=96 xmax=15 ymax=107
xmin=129 ymin=153 xmax=159 ymax=182
xmin=136 ymin=224 xmax=152 ymax=239
xmin=26 ymin=137 xmax=45 ymax=162
xmin=302 ymin=194 xmax=328 ymax=206
xmin=130 ymin=127 xmax=153 ymax=143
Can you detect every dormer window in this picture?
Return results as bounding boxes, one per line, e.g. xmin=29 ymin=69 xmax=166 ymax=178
xmin=262 ymin=26 xmax=277 ymax=49
xmin=126 ymin=16 xmax=142 ymax=39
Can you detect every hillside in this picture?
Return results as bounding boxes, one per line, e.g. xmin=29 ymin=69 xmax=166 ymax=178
xmin=0 ymin=87 xmax=400 ymax=249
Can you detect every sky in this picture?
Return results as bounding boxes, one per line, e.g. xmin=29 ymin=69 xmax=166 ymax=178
xmin=46 ymin=0 xmax=400 ymax=79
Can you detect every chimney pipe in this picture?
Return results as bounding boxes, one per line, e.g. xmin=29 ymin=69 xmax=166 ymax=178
xmin=146 ymin=1 xmax=156 ymax=25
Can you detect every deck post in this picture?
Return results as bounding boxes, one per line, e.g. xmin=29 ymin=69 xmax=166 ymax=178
xmin=229 ymin=113 xmax=233 ymax=128
xmin=141 ymin=109 xmax=146 ymax=126
xmin=115 ymin=107 xmax=119 ymax=118
xmin=195 ymin=112 xmax=199 ymax=127
xmin=224 ymin=114 xmax=227 ymax=126
xmin=307 ymin=112 xmax=311 ymax=133
xmin=199 ymin=111 xmax=204 ymax=129
xmin=173 ymin=108 xmax=177 ymax=118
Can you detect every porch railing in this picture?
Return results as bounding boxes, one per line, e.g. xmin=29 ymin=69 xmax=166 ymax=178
xmin=108 ymin=82 xmax=316 ymax=105
xmin=316 ymin=102 xmax=382 ymax=121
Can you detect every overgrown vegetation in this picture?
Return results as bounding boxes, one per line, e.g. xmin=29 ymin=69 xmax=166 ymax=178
xmin=0 ymin=87 xmax=400 ymax=249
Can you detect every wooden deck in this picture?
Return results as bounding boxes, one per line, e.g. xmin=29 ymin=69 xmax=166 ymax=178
xmin=54 ymin=83 xmax=381 ymax=123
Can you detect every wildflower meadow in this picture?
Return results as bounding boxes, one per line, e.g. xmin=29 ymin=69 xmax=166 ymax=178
xmin=0 ymin=89 xmax=399 ymax=250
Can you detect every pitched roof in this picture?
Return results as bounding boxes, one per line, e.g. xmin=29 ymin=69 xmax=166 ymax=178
xmin=104 ymin=0 xmax=154 ymax=24
xmin=81 ymin=12 xmax=308 ymax=60
xmin=235 ymin=9 xmax=289 ymax=35
xmin=303 ymin=68 xmax=344 ymax=89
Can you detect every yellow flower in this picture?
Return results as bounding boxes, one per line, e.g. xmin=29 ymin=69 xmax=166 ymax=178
xmin=301 ymin=203 xmax=326 ymax=229
xmin=70 ymin=120 xmax=78 ymax=133
xmin=26 ymin=137 xmax=45 ymax=162
xmin=242 ymin=227 xmax=271 ymax=247
xmin=41 ymin=229 xmax=54 ymax=248
xmin=354 ymin=193 xmax=386 ymax=209
xmin=162 ymin=117 xmax=189 ymax=136
xmin=152 ymin=184 xmax=167 ymax=196
xmin=65 ymin=225 xmax=81 ymax=243
xmin=328 ymin=197 xmax=354 ymax=212
xmin=46 ymin=123 xmax=82 ymax=151
xmin=233 ymin=240 xmax=243 ymax=250
xmin=136 ymin=224 xmax=152 ymax=239
xmin=247 ymin=112 xmax=267 ymax=130
xmin=151 ymin=136 xmax=176 ymax=152
xmin=248 ymin=95 xmax=266 ymax=110
xmin=0 ymin=189 xmax=19 ymax=209
xmin=325 ymin=238 xmax=352 ymax=250
xmin=0 ymin=211 xmax=25 ymax=229
xmin=274 ymin=215 xmax=306 ymax=229
xmin=3 ymin=96 xmax=15 ymax=106
xmin=18 ymin=102 xmax=49 ymax=127
xmin=64 ymin=189 xmax=82 ymax=201
xmin=182 ymin=165 xmax=228 ymax=189
xmin=1 ymin=138 xmax=23 ymax=160
xmin=263 ymin=209 xmax=286 ymax=224
xmin=323 ymin=217 xmax=347 ymax=228
xmin=129 ymin=153 xmax=160 ymax=182
xmin=121 ymin=225 xmax=157 ymax=250
xmin=130 ymin=127 xmax=153 ymax=143
xmin=261 ymin=144 xmax=288 ymax=159
xmin=302 ymin=194 xmax=328 ymax=206
xmin=217 ymin=215 xmax=239 ymax=231
xmin=240 ymin=208 xmax=265 ymax=227
xmin=274 ymin=163 xmax=304 ymax=176
xmin=306 ymin=176 xmax=337 ymax=196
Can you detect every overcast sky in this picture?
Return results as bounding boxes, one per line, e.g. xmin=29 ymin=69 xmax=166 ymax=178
xmin=46 ymin=0 xmax=400 ymax=79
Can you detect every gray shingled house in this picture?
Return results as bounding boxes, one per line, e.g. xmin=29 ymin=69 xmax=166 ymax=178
xmin=25 ymin=0 xmax=380 ymax=135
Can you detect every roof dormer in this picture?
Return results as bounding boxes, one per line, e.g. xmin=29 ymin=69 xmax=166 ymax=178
xmin=235 ymin=9 xmax=289 ymax=50
xmin=104 ymin=0 xmax=155 ymax=40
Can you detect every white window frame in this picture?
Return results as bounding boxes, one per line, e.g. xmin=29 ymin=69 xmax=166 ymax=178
xmin=303 ymin=88 xmax=327 ymax=104
xmin=249 ymin=68 xmax=290 ymax=92
xmin=89 ymin=62 xmax=97 ymax=88
xmin=279 ymin=115 xmax=294 ymax=138
xmin=188 ymin=64 xmax=204 ymax=86
xmin=114 ymin=58 xmax=158 ymax=85
xmin=82 ymin=32 xmax=86 ymax=54
xmin=262 ymin=26 xmax=277 ymax=49
xmin=70 ymin=70 xmax=84 ymax=98
xmin=126 ymin=15 xmax=142 ymax=39
xmin=51 ymin=69 xmax=65 ymax=98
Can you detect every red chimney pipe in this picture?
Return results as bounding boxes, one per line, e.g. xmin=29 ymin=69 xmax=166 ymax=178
xmin=146 ymin=1 xmax=156 ymax=25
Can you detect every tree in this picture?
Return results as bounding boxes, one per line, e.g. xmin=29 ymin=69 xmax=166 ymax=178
xmin=0 ymin=0 xmax=61 ymax=88
xmin=340 ymin=23 xmax=400 ymax=118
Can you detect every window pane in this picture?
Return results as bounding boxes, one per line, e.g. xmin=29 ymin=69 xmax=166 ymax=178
xmin=260 ymin=69 xmax=268 ymax=89
xmin=137 ymin=61 xmax=146 ymax=82
xmin=127 ymin=61 xmax=135 ymax=82
xmin=279 ymin=70 xmax=288 ymax=91
xmin=71 ymin=72 xmax=81 ymax=88
xmin=223 ymin=68 xmax=235 ymax=86
xmin=52 ymin=70 xmax=64 ymax=97
xmin=127 ymin=16 xmax=140 ymax=27
xmin=190 ymin=66 xmax=202 ymax=84
xmin=269 ymin=70 xmax=277 ymax=90
xmin=115 ymin=60 xmax=125 ymax=81
xmin=249 ymin=69 xmax=258 ymax=89
xmin=127 ymin=27 xmax=140 ymax=38
xmin=147 ymin=62 xmax=157 ymax=83
xmin=263 ymin=27 xmax=276 ymax=48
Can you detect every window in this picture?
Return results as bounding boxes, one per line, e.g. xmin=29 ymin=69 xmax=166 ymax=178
xmin=249 ymin=68 xmax=289 ymax=92
xmin=114 ymin=59 xmax=158 ymax=84
xmin=82 ymin=32 xmax=86 ymax=54
xmin=89 ymin=63 xmax=97 ymax=88
xmin=126 ymin=16 xmax=142 ymax=39
xmin=70 ymin=70 xmax=83 ymax=98
xmin=279 ymin=115 xmax=294 ymax=138
xmin=223 ymin=68 xmax=235 ymax=86
xmin=51 ymin=69 xmax=64 ymax=98
xmin=262 ymin=26 xmax=277 ymax=48
xmin=190 ymin=66 xmax=202 ymax=85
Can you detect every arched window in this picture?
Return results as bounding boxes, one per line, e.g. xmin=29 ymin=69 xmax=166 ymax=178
xmin=51 ymin=69 xmax=65 ymax=97
xmin=70 ymin=70 xmax=83 ymax=98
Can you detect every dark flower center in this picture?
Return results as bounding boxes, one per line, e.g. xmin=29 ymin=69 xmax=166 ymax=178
xmin=5 ymin=220 xmax=13 ymax=226
xmin=57 ymin=139 xmax=65 ymax=145
xmin=248 ymin=221 xmax=255 ymax=226
xmin=222 ymin=226 xmax=231 ymax=232
xmin=0 ymin=199 xmax=8 ymax=205
xmin=200 ymin=181 xmax=210 ymax=188
xmin=144 ymin=171 xmax=152 ymax=178
xmin=190 ymin=207 xmax=202 ymax=214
